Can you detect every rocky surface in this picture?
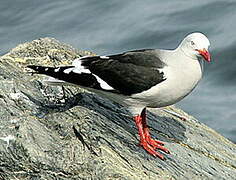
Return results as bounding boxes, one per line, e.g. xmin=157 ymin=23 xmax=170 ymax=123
xmin=0 ymin=38 xmax=235 ymax=180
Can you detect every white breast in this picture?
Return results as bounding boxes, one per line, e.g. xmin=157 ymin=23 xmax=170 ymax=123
xmin=129 ymin=51 xmax=203 ymax=108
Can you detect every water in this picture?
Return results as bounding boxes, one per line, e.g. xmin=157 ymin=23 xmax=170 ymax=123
xmin=0 ymin=0 xmax=235 ymax=142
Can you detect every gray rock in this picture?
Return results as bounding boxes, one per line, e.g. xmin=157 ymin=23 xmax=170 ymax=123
xmin=0 ymin=38 xmax=235 ymax=180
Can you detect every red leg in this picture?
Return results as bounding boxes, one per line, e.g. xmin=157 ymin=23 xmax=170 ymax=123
xmin=141 ymin=108 xmax=165 ymax=146
xmin=134 ymin=115 xmax=146 ymax=144
xmin=141 ymin=108 xmax=170 ymax=154
xmin=134 ymin=115 xmax=165 ymax=160
xmin=133 ymin=108 xmax=170 ymax=160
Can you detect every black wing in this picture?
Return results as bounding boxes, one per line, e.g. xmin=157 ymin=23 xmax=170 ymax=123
xmin=81 ymin=49 xmax=166 ymax=95
xmin=27 ymin=49 xmax=167 ymax=96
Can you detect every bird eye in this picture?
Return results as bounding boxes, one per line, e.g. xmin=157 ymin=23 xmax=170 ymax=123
xmin=191 ymin=41 xmax=195 ymax=46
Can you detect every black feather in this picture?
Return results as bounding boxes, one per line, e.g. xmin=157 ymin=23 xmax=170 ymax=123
xmin=27 ymin=65 xmax=102 ymax=89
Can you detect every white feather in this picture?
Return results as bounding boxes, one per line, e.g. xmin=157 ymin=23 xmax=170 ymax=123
xmin=93 ymin=75 xmax=114 ymax=90
xmin=63 ymin=67 xmax=74 ymax=74
xmin=72 ymin=58 xmax=91 ymax=74
xmin=100 ymin=56 xmax=109 ymax=59
xmin=54 ymin=67 xmax=60 ymax=72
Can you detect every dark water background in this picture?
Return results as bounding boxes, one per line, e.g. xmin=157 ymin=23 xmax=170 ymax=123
xmin=1 ymin=1 xmax=235 ymax=142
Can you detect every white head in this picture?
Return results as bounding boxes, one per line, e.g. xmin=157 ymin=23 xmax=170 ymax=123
xmin=179 ymin=32 xmax=211 ymax=62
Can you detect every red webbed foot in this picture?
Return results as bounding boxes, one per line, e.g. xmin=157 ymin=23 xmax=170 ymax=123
xmin=139 ymin=140 xmax=165 ymax=160
xmin=144 ymin=132 xmax=170 ymax=154
xmin=134 ymin=108 xmax=170 ymax=160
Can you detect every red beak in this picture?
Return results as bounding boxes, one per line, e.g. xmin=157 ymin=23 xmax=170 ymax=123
xmin=196 ymin=48 xmax=211 ymax=62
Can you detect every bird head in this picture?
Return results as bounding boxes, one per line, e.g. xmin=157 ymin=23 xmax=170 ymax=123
xmin=180 ymin=32 xmax=211 ymax=62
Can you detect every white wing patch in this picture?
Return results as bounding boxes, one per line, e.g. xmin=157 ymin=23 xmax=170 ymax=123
xmin=93 ymin=75 xmax=114 ymax=90
xmin=72 ymin=58 xmax=91 ymax=74
xmin=72 ymin=57 xmax=114 ymax=90
xmin=63 ymin=67 xmax=75 ymax=74
xmin=54 ymin=67 xmax=60 ymax=72
xmin=100 ymin=56 xmax=109 ymax=59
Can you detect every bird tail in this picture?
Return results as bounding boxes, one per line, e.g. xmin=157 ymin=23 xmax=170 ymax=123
xmin=27 ymin=65 xmax=101 ymax=89
xmin=27 ymin=65 xmax=74 ymax=78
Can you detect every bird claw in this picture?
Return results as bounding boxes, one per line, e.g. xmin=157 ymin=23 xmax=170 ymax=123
xmin=143 ymin=128 xmax=170 ymax=154
xmin=139 ymin=140 xmax=165 ymax=160
xmin=142 ymin=135 xmax=170 ymax=154
xmin=153 ymin=144 xmax=170 ymax=154
xmin=146 ymin=136 xmax=164 ymax=146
